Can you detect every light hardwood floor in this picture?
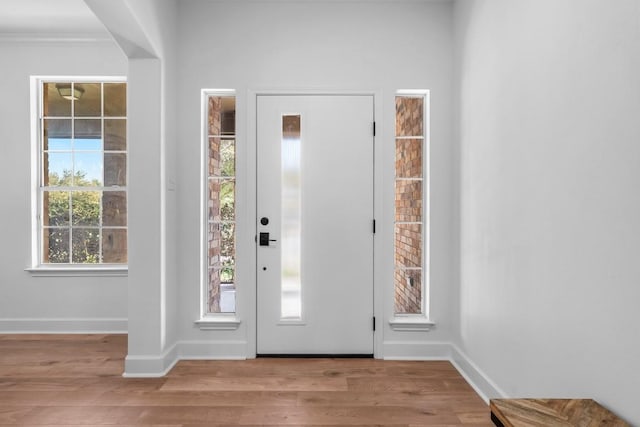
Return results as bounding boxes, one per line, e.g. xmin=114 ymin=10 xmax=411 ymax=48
xmin=0 ymin=334 xmax=492 ymax=426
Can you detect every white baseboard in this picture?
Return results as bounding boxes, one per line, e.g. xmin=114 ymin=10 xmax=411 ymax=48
xmin=123 ymin=342 xmax=179 ymax=378
xmin=382 ymin=340 xmax=452 ymax=360
xmin=382 ymin=340 xmax=507 ymax=404
xmin=450 ymin=344 xmax=507 ymax=403
xmin=0 ymin=318 xmax=127 ymax=334
xmin=123 ymin=339 xmax=247 ymax=377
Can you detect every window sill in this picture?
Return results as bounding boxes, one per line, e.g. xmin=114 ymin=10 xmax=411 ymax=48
xmin=388 ymin=317 xmax=435 ymax=332
xmin=194 ymin=317 xmax=241 ymax=331
xmin=25 ymin=266 xmax=128 ymax=277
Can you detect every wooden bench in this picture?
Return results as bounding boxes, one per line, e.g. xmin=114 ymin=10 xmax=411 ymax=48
xmin=490 ymin=398 xmax=630 ymax=426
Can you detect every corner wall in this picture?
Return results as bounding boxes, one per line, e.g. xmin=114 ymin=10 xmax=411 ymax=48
xmin=453 ymin=0 xmax=640 ymax=424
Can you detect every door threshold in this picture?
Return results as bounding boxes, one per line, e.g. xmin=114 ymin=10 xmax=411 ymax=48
xmin=257 ymin=354 xmax=373 ymax=358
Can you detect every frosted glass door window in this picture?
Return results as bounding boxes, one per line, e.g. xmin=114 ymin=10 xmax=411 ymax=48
xmin=281 ymin=115 xmax=302 ymax=319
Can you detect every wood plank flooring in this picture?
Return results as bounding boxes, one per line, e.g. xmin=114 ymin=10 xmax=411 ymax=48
xmin=0 ymin=334 xmax=492 ymax=426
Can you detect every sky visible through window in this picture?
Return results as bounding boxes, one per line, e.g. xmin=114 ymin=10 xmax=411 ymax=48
xmin=48 ymin=138 xmax=103 ymax=184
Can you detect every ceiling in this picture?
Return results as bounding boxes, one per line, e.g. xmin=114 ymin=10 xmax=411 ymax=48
xmin=0 ymin=0 xmax=107 ymax=35
xmin=0 ymin=0 xmax=454 ymax=38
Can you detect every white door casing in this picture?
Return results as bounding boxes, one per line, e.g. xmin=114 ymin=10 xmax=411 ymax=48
xmin=256 ymin=94 xmax=374 ymax=355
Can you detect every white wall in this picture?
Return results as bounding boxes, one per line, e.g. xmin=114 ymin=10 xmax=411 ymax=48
xmin=453 ymin=0 xmax=640 ymax=423
xmin=175 ymin=0 xmax=456 ymax=357
xmin=0 ymin=39 xmax=128 ymax=332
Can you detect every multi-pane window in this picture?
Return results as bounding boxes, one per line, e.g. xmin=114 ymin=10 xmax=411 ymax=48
xmin=38 ymin=80 xmax=127 ymax=265
xmin=394 ymin=94 xmax=427 ymax=314
xmin=205 ymin=94 xmax=236 ymax=313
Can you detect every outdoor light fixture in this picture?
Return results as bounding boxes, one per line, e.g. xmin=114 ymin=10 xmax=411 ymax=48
xmin=56 ymin=83 xmax=84 ymax=101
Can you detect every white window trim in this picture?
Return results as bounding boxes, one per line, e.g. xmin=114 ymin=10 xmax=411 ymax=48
xmin=197 ymin=89 xmax=239 ymax=327
xmin=389 ymin=90 xmax=433 ymax=330
xmin=24 ymin=266 xmax=127 ymax=277
xmin=28 ymin=76 xmax=128 ymax=275
xmin=194 ymin=315 xmax=241 ymax=331
xmin=388 ymin=316 xmax=435 ymax=332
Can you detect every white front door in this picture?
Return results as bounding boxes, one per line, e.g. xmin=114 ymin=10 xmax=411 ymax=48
xmin=256 ymin=95 xmax=374 ymax=355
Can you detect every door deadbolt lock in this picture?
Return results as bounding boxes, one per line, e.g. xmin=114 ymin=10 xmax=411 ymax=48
xmin=259 ymin=232 xmax=277 ymax=246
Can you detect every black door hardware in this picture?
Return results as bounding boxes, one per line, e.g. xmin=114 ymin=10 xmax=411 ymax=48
xmin=259 ymin=232 xmax=277 ymax=246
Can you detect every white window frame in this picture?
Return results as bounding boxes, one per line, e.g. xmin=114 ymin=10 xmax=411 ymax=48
xmin=389 ymin=89 xmax=434 ymax=331
xmin=196 ymin=89 xmax=240 ymax=330
xmin=27 ymin=76 xmax=128 ymax=277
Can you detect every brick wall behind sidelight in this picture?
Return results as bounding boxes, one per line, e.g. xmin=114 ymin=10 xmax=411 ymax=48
xmin=394 ymin=96 xmax=424 ymax=314
xmin=207 ymin=97 xmax=223 ymax=313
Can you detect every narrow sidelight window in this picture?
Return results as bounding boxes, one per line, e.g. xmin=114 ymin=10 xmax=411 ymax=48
xmin=36 ymin=79 xmax=127 ymax=266
xmin=394 ymin=93 xmax=427 ymax=315
xmin=206 ymin=94 xmax=236 ymax=313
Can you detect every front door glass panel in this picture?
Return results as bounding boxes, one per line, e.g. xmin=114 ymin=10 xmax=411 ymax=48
xmin=281 ymin=115 xmax=302 ymax=319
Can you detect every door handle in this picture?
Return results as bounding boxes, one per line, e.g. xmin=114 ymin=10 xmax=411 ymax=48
xmin=259 ymin=232 xmax=277 ymax=246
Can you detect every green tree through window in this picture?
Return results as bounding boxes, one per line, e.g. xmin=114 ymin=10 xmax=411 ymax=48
xmin=46 ymin=170 xmax=101 ymax=263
